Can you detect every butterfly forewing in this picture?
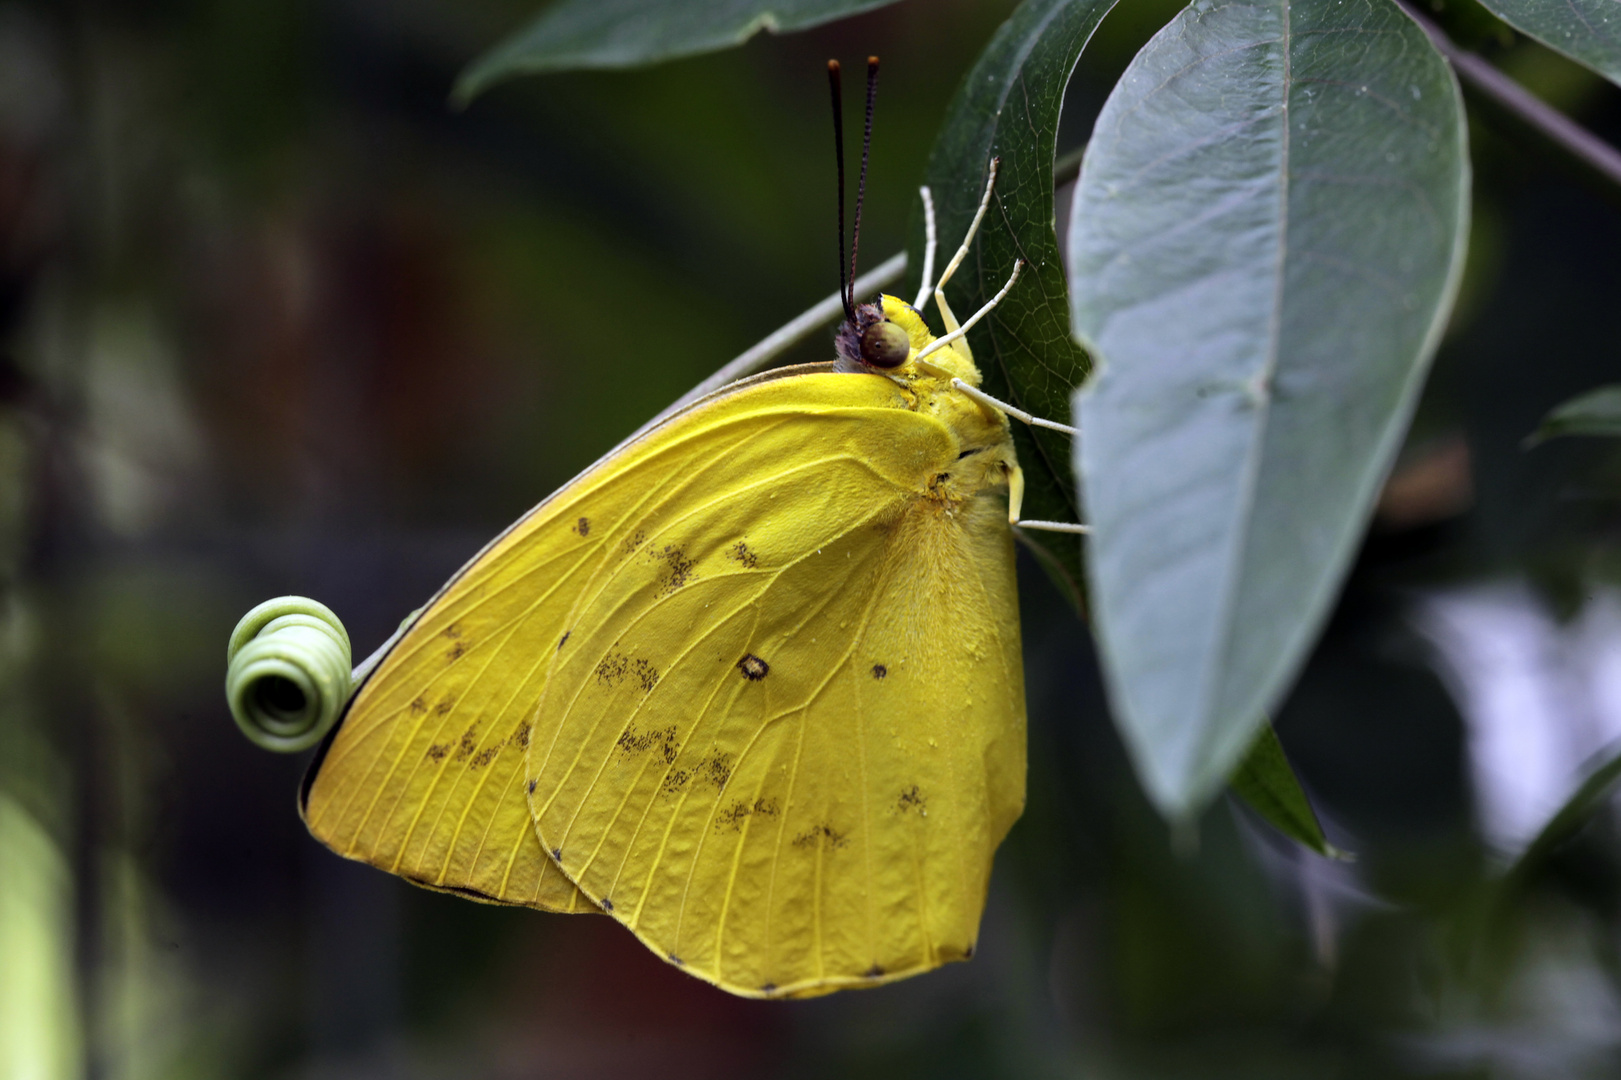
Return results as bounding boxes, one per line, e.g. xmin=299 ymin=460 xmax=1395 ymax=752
xmin=526 ymin=373 xmax=1026 ymax=997
xmin=298 ymin=367 xmax=920 ymax=914
xmin=298 ymin=401 xmax=756 ymax=912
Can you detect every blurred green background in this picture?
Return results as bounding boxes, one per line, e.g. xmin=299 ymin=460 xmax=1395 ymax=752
xmin=4 ymin=0 xmax=1621 ymax=1076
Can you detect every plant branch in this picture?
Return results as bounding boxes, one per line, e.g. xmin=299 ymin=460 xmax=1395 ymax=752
xmin=1397 ymin=0 xmax=1621 ymax=190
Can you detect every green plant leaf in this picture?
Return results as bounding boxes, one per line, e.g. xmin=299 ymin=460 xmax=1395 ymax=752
xmin=1504 ymin=740 xmax=1621 ymax=885
xmin=455 ymin=0 xmax=902 ymax=102
xmin=1474 ymin=0 xmax=1621 ymax=88
xmin=911 ymin=0 xmax=1332 ymax=841
xmin=1068 ymin=0 xmax=1470 ymax=816
xmin=1529 ymin=384 xmax=1621 ymax=444
xmin=910 ymin=0 xmax=1120 ymax=610
xmin=1229 ymin=723 xmax=1345 ymax=859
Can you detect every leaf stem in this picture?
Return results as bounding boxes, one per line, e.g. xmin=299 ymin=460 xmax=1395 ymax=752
xmin=1053 ymin=143 xmax=1086 ymax=189
xmin=1397 ymin=0 xmax=1621 ymax=190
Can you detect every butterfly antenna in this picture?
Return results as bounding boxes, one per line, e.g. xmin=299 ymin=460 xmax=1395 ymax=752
xmin=827 ymin=60 xmax=855 ymax=324
xmin=849 ymin=56 xmax=879 ymax=307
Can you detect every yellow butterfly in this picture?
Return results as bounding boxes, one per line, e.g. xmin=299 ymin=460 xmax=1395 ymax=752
xmin=290 ymin=62 xmax=1084 ymax=999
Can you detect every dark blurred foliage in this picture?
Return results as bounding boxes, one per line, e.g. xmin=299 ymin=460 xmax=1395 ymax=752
xmin=4 ymin=0 xmax=1621 ymax=1077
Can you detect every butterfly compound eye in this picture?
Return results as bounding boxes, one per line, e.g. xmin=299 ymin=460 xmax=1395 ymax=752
xmin=859 ymin=321 xmax=911 ymax=368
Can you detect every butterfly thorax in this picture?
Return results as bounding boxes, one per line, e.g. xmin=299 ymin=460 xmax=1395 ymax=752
xmin=835 ymin=293 xmax=1017 ymax=513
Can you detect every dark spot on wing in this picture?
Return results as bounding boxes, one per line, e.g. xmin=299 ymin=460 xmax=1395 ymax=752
xmin=452 ymin=724 xmax=479 ymax=763
xmin=737 ymin=654 xmax=770 ymax=681
xmin=871 ymin=664 xmax=887 ymax=680
xmin=595 ymin=649 xmax=660 ymax=693
xmin=635 ymin=659 xmax=659 ymax=692
xmin=558 ymin=630 xmax=570 ymax=651
xmin=526 ymin=778 xmax=537 ymax=795
xmin=715 ymin=796 xmax=779 ymax=831
xmin=443 ymin=622 xmax=462 ymax=639
xmin=865 ymin=964 xmax=885 ymax=979
xmin=653 ymin=543 xmax=696 ymax=595
xmin=965 ymin=944 xmax=975 ymax=958
xmin=897 ymin=785 xmax=925 ymax=813
xmin=669 ymin=953 xmax=684 ymax=966
xmin=662 ymin=751 xmax=732 ymax=796
xmin=572 ymin=516 xmax=590 ymax=536
xmin=760 ymin=982 xmax=777 ymax=994
xmin=446 ymin=642 xmax=466 ymax=661
xmin=617 ymin=724 xmax=679 ymax=764
xmin=551 ymin=847 xmax=562 ymax=861
xmin=701 ymin=754 xmax=733 ymax=789
xmin=510 ymin=721 xmax=531 ymax=749
xmin=409 ymin=697 xmax=428 ymax=715
xmin=425 ymin=744 xmax=448 ymax=762
xmin=434 ymin=700 xmax=453 ymax=716
xmin=727 ymin=540 xmax=759 ymax=569
xmin=792 ymin=823 xmax=847 ymax=849
xmin=600 ymin=897 xmax=613 ymax=913
xmin=622 ymin=529 xmax=647 ymax=554
xmin=470 ymin=745 xmax=499 ymax=769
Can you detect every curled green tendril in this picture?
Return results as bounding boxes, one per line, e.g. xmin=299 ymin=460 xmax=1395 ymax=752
xmin=225 ymin=597 xmax=353 ymax=752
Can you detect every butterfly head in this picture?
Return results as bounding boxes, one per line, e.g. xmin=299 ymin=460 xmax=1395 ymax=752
xmin=839 ymin=302 xmax=909 ymax=369
xmin=835 ymin=294 xmax=980 ymax=385
xmin=836 ymin=300 xmax=901 ymax=371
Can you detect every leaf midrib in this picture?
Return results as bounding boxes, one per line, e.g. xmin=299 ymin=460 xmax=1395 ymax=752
xmin=1190 ymin=0 xmax=1293 ymax=774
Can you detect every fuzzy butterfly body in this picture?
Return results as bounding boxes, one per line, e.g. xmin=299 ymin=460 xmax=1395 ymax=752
xmin=300 ymin=294 xmax=1030 ymax=997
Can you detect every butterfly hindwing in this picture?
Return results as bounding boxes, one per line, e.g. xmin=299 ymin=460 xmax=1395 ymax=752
xmin=526 ymin=373 xmax=1026 ymax=997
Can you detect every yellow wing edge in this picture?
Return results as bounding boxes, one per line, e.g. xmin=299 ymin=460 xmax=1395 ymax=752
xmin=611 ymin=912 xmax=979 ymax=1000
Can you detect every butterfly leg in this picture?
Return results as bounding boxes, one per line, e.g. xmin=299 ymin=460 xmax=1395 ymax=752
xmin=1007 ymin=463 xmax=1025 ymax=523
xmin=931 ymin=158 xmax=1002 ymax=355
xmin=946 ymin=375 xmax=1076 ymax=436
xmin=912 ymin=185 xmax=938 ymax=311
xmin=1003 ymin=463 xmax=1090 ymax=533
xmin=1017 ymin=519 xmax=1092 ymax=535
xmin=913 ymin=259 xmax=1024 ymax=366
